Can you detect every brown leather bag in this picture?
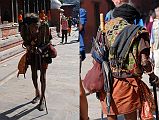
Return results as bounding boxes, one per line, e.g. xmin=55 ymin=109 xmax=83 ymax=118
xmin=83 ymin=61 xmax=104 ymax=93
xmin=17 ymin=53 xmax=28 ymax=78
xmin=49 ymin=44 xmax=57 ymax=58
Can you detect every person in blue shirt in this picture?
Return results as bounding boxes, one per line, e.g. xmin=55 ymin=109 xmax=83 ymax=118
xmin=79 ymin=8 xmax=87 ymax=61
xmin=79 ymin=1 xmax=89 ymax=119
xmin=105 ymin=0 xmax=144 ymax=26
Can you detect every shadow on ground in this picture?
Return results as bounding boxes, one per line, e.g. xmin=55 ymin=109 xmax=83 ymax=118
xmin=72 ymin=27 xmax=78 ymax=31
xmin=56 ymin=40 xmax=79 ymax=46
xmin=66 ymin=40 xmax=79 ymax=44
xmin=0 ymin=101 xmax=47 ymax=120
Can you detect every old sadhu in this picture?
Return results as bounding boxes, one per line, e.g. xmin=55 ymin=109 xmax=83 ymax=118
xmin=17 ymin=13 xmax=56 ymax=111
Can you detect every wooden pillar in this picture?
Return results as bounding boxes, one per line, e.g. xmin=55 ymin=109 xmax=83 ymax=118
xmin=12 ymin=0 xmax=14 ymax=23
xmin=15 ymin=0 xmax=18 ymax=23
xmin=40 ymin=0 xmax=42 ymax=11
xmin=27 ymin=0 xmax=30 ymax=13
xmin=25 ymin=0 xmax=29 ymax=13
xmin=24 ymin=0 xmax=26 ymax=14
xmin=37 ymin=0 xmax=39 ymax=13
xmin=0 ymin=6 xmax=1 ymax=24
xmin=33 ymin=0 xmax=36 ymax=13
xmin=44 ymin=0 xmax=46 ymax=13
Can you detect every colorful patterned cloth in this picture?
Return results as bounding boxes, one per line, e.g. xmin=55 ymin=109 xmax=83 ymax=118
xmin=105 ymin=17 xmax=149 ymax=77
xmin=100 ymin=17 xmax=152 ymax=116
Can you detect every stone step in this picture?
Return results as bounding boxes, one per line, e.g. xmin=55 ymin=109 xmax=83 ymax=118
xmin=0 ymin=44 xmax=25 ymax=62
xmin=0 ymin=34 xmax=23 ymax=52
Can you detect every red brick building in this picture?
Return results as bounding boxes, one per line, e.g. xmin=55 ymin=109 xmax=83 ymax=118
xmin=0 ymin=0 xmax=50 ymax=38
xmin=81 ymin=0 xmax=156 ymax=52
xmin=0 ymin=0 xmax=51 ymax=24
xmin=61 ymin=3 xmax=75 ymax=17
xmin=0 ymin=0 xmax=76 ymax=38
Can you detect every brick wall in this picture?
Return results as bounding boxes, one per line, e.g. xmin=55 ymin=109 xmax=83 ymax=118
xmin=81 ymin=0 xmax=110 ymax=52
xmin=0 ymin=25 xmax=19 ymax=39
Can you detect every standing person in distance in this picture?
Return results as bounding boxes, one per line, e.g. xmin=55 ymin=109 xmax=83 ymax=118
xmin=68 ymin=16 xmax=72 ymax=36
xmin=61 ymin=15 xmax=68 ymax=44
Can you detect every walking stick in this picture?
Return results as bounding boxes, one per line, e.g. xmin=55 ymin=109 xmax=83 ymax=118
xmin=153 ymin=83 xmax=158 ymax=120
xmin=44 ymin=95 xmax=48 ymax=114
xmin=151 ymin=51 xmax=159 ymax=119
xmin=79 ymin=56 xmax=82 ymax=80
xmin=42 ymin=22 xmax=49 ymax=114
xmin=101 ymin=109 xmax=104 ymax=120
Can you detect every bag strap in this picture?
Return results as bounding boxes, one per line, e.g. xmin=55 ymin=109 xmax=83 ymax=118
xmin=110 ymin=25 xmax=142 ymax=60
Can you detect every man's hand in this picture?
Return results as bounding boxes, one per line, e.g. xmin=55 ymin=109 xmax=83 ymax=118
xmin=96 ymin=89 xmax=106 ymax=101
xmin=149 ymin=73 xmax=159 ymax=88
xmin=79 ymin=24 xmax=83 ymax=32
xmin=80 ymin=50 xmax=86 ymax=61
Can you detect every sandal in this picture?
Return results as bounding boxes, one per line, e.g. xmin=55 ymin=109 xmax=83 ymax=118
xmin=31 ymin=96 xmax=40 ymax=104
